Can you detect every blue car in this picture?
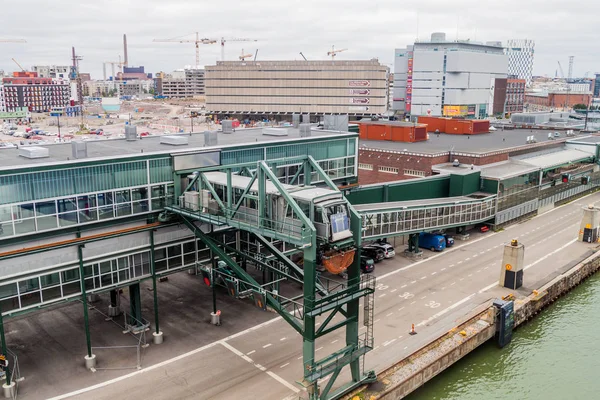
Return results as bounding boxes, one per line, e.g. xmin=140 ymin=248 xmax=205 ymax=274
xmin=419 ymin=232 xmax=447 ymax=252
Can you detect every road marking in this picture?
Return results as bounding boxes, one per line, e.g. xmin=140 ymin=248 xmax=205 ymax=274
xmin=266 ymin=371 xmax=300 ymax=393
xmin=472 ymin=255 xmax=478 ymax=258
xmin=450 ymin=282 xmax=456 ymax=286
xmin=379 ymin=294 xmax=386 ymax=298
xmin=441 ymin=268 xmax=446 ymax=271
xmin=390 ymin=288 xmax=397 ymax=293
xmin=468 ymin=274 xmax=472 ymax=277
xmin=484 ymin=266 xmax=489 ymax=270
xmin=411 ymin=281 xmax=417 ymax=284
xmin=477 ymin=270 xmax=481 ymax=273
xmin=386 ymin=312 xmax=394 ymax=317
xmin=383 ymin=339 xmax=397 ymax=347
xmin=401 ymin=284 xmax=407 ymax=288
xmin=465 ymin=258 xmax=471 ymax=261
xmin=410 ymin=301 xmax=416 ymax=305
xmin=441 ymin=287 xmax=446 ymax=290
xmin=479 ymin=251 xmax=485 ymax=255
xmin=280 ymin=337 xmax=286 ymax=341
xmin=404 ymin=346 xmax=408 ymax=350
xmin=457 ymin=261 xmax=463 ymax=265
xmin=449 ymin=264 xmax=454 ymax=268
xmin=431 ymin=291 xmax=436 ymax=295
xmin=331 ymin=339 xmax=339 ymax=344
xmin=297 ymin=356 xmax=303 ymax=360
xmin=374 ymin=319 xmax=380 ymax=323
xmin=398 ymin=307 xmax=404 ymax=311
xmin=398 ymin=335 xmax=403 ymax=339
xmin=263 ymin=343 xmax=272 ymax=349
xmin=255 ymin=364 xmax=267 ymax=371
xmin=460 ymin=278 xmax=464 ymax=281
xmin=417 ymin=293 xmax=477 ymax=327
xmin=247 ymin=350 xmax=256 ymax=355
xmin=280 ymin=363 xmax=290 ymax=369
xmin=373 ymin=346 xmax=380 ymax=351
xmin=431 ymin=272 xmax=437 ymax=275
xmin=420 ymin=296 xmax=427 ymax=299
xmin=316 ymin=347 xmax=323 ymax=352
xmin=420 ymin=276 xmax=427 ymax=280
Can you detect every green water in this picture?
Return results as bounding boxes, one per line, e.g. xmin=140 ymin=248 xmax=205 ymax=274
xmin=409 ymin=274 xmax=600 ymax=400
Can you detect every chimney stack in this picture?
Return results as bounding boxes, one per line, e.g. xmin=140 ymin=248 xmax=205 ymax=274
xmin=123 ymin=34 xmax=128 ymax=67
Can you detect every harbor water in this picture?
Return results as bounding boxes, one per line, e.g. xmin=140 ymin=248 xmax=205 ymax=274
xmin=409 ymin=273 xmax=600 ymax=400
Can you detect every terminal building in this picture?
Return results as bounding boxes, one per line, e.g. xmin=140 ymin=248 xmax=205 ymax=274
xmin=205 ymin=60 xmax=388 ymax=117
xmin=1 ymin=121 xmax=600 ymax=398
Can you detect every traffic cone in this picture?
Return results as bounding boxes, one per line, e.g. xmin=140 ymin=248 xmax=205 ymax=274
xmin=409 ymin=323 xmax=417 ymax=335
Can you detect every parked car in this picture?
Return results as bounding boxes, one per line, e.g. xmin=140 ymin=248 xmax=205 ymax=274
xmin=370 ymin=240 xmax=396 ymax=258
xmin=140 ymin=132 xmax=150 ymax=137
xmin=362 ymin=246 xmax=385 ymax=263
xmin=419 ymin=232 xmax=446 ymax=252
xmin=360 ymin=256 xmax=375 ymax=273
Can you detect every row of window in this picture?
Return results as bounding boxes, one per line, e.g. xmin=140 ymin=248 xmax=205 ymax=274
xmin=358 ymin=163 xmax=373 ymax=171
xmin=404 ymin=169 xmax=425 ymax=177
xmin=379 ymin=166 xmax=399 ymax=174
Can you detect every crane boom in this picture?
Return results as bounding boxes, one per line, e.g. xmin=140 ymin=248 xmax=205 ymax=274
xmin=220 ymin=37 xmax=258 ymax=61
xmin=11 ymin=58 xmax=25 ymax=72
xmin=327 ymin=45 xmax=347 ymax=60
xmin=153 ymin=32 xmax=216 ymax=67
xmin=557 ymin=61 xmax=565 ymax=79
xmin=0 ymin=39 xmax=26 ymax=43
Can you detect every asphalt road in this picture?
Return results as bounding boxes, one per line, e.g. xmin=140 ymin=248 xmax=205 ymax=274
xmin=50 ymin=193 xmax=598 ymax=400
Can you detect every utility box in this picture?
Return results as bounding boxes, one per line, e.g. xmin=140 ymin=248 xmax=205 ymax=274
xmin=299 ymin=123 xmax=311 ymax=137
xmin=184 ymin=191 xmax=200 ymax=211
xmin=125 ymin=125 xmax=137 ymax=141
xmin=578 ymin=204 xmax=600 ymax=243
xmin=499 ymin=239 xmax=525 ymax=290
xmin=204 ymin=130 xmax=218 ymax=146
xmin=221 ymin=120 xmax=233 ymax=134
xmin=71 ymin=141 xmax=87 ymax=159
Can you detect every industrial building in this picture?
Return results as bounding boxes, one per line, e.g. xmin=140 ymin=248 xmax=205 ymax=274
xmin=393 ymin=33 xmax=507 ymax=118
xmin=1 ymin=72 xmax=71 ymax=112
xmin=505 ymin=39 xmax=535 ymax=86
xmin=525 ymin=91 xmax=593 ymax=111
xmin=157 ymin=68 xmax=205 ymax=98
xmin=492 ymin=77 xmax=526 ymax=115
xmin=205 ymin=60 xmax=388 ymax=116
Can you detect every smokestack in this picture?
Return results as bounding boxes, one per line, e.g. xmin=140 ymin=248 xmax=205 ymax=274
xmin=123 ymin=34 xmax=128 ymax=67
xmin=72 ymin=47 xmax=76 ymax=67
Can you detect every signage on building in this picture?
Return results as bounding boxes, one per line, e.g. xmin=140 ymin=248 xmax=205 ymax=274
xmin=0 ymin=107 xmax=29 ymax=119
xmin=443 ymin=105 xmax=469 ymax=116
xmin=406 ymin=53 xmax=414 ymax=113
xmin=349 ymin=106 xmax=369 ymax=111
xmin=348 ymin=80 xmax=371 ymax=87
xmin=467 ymin=105 xmax=476 ymax=115
xmin=349 ymin=89 xmax=370 ymax=95
xmin=349 ymin=98 xmax=370 ymax=104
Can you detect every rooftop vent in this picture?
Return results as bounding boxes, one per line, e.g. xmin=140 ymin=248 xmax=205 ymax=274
xmin=222 ymin=120 xmax=233 ymax=134
xmin=71 ymin=141 xmax=87 ymax=159
xmin=431 ymin=32 xmax=446 ymax=43
xmin=125 ymin=125 xmax=137 ymax=141
xmin=204 ymin=130 xmax=218 ymax=146
xmin=161 ymin=135 xmax=189 ymax=146
xmin=19 ymin=146 xmax=49 ymax=159
xmin=263 ymin=128 xmax=289 ymax=136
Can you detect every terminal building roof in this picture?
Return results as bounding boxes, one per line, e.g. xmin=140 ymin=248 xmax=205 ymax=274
xmin=0 ymin=128 xmax=356 ymax=171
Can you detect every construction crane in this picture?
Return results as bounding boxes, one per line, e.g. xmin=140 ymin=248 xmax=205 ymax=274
xmin=103 ymin=59 xmax=125 ymax=82
xmin=327 ymin=45 xmax=347 ymax=60
xmin=557 ymin=61 xmax=565 ymax=79
xmin=220 ymin=37 xmax=258 ymax=61
xmin=153 ymin=33 xmax=217 ymax=67
xmin=0 ymin=39 xmax=26 ymax=43
xmin=239 ymin=49 xmax=253 ymax=61
xmin=299 ymin=52 xmax=307 ymax=61
xmin=11 ymin=58 xmax=26 ymax=72
xmin=568 ymin=55 xmax=574 ymax=80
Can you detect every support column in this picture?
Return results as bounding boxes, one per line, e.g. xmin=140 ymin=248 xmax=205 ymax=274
xmin=347 ymin=211 xmax=362 ymax=383
xmin=0 ymin=302 xmax=14 ymax=398
xmin=302 ymin=232 xmax=318 ymax=398
xmin=108 ymin=289 xmax=121 ymax=317
xmin=128 ymin=283 xmax=143 ymax=329
xmin=150 ymin=230 xmax=163 ymax=344
xmin=78 ymin=245 xmax=95 ymax=369
xmin=210 ymin=252 xmax=220 ymax=325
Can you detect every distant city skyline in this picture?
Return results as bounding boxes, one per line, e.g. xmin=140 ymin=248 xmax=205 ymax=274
xmin=1 ymin=0 xmax=598 ymax=79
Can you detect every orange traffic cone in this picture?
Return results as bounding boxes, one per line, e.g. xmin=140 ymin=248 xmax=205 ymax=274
xmin=409 ymin=323 xmax=417 ymax=335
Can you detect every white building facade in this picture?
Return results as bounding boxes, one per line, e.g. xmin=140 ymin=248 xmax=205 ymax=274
xmin=506 ymin=39 xmax=535 ymax=87
xmin=32 ymin=65 xmax=70 ymax=79
xmin=393 ymin=33 xmax=507 ymax=118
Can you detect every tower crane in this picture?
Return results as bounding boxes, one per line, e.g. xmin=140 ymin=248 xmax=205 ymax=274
xmin=557 ymin=61 xmax=565 ymax=79
xmin=0 ymin=39 xmax=26 ymax=43
xmin=219 ymin=37 xmax=258 ymax=61
xmin=153 ymin=33 xmax=217 ymax=67
xmin=11 ymin=58 xmax=26 ymax=72
xmin=239 ymin=49 xmax=253 ymax=61
xmin=327 ymin=45 xmax=347 ymax=60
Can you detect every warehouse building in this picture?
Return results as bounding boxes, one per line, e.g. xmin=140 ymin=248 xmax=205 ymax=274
xmin=205 ymin=60 xmax=388 ymax=116
xmin=392 ymin=33 xmax=507 ymax=118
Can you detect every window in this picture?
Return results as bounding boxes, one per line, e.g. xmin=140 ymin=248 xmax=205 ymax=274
xmin=379 ymin=166 xmax=399 ymax=174
xmin=404 ymin=169 xmax=425 ymax=177
xmin=359 ymin=163 xmax=373 ymax=171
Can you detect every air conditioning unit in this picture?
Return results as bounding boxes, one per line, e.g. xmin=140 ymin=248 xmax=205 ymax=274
xmin=184 ymin=191 xmax=200 ymax=211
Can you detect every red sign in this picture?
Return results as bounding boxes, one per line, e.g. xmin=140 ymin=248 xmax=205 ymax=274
xmin=349 ymin=89 xmax=370 ymax=95
xmin=349 ymin=98 xmax=370 ymax=104
xmin=348 ymin=80 xmax=371 ymax=87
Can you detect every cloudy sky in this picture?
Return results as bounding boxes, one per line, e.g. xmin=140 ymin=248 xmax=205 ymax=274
xmin=1 ymin=0 xmax=598 ymax=79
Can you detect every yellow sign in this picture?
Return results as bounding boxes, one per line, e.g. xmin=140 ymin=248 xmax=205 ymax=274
xmin=442 ymin=105 xmax=468 ymax=117
xmin=505 ymin=264 xmax=512 ymax=271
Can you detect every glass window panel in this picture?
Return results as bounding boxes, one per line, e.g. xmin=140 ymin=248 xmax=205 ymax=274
xmin=62 ymin=281 xmax=80 ymax=297
xmin=151 ymin=199 xmax=165 ymax=211
xmin=37 ymin=215 xmax=58 ymax=231
xmin=151 ymin=185 xmax=165 ymax=198
xmin=182 ymin=241 xmax=196 ymax=254
xmin=62 ymin=269 xmax=80 ymax=283
xmin=20 ymin=292 xmax=41 ymax=308
xmin=100 ymin=274 xmax=113 ymax=287
xmin=0 ymin=298 xmax=19 ymax=313
xmin=133 ymin=201 xmax=149 ymax=214
xmin=35 ymin=200 xmax=57 ymax=216
xmin=42 ymin=287 xmax=62 ymax=302
xmin=118 ymin=270 xmax=129 ymax=282
xmin=98 ymin=206 xmax=114 ymax=220
xmin=117 ymin=257 xmax=128 ymax=271
xmin=98 ymin=261 xmax=110 ymax=274
xmin=0 ymin=283 xmax=18 ymax=299
xmin=116 ymin=203 xmax=132 ymax=217
xmin=184 ymin=253 xmax=196 ymax=265
xmin=132 ymin=187 xmax=149 ymax=200
xmin=85 ymin=278 xmax=95 ymax=291
xmin=78 ymin=194 xmax=97 ymax=209
xmin=13 ymin=204 xmax=35 ymax=219
xmin=115 ymin=190 xmax=131 ymax=204
xmin=155 ymin=248 xmax=167 ymax=261
xmin=97 ymin=192 xmax=113 ymax=206
xmin=57 ymin=198 xmax=77 ymax=212
xmin=58 ymin=212 xmax=78 ymax=227
xmin=155 ymin=259 xmax=168 ymax=272
xmin=168 ymin=256 xmax=183 ymax=269
xmin=168 ymin=245 xmax=182 ymax=257
xmin=40 ymin=273 xmax=60 ymax=288
xmin=79 ymin=209 xmax=98 ymax=223
xmin=0 ymin=221 xmax=15 ymax=238
xmin=14 ymin=219 xmax=36 ymax=235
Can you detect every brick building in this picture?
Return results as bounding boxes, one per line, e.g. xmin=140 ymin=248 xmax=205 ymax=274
xmin=525 ymin=91 xmax=592 ymax=111
xmin=493 ymin=78 xmax=526 ymax=115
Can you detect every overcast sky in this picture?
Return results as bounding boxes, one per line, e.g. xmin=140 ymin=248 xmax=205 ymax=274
xmin=1 ymin=0 xmax=598 ymax=79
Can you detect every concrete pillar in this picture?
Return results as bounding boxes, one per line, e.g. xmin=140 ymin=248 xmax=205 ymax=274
xmin=84 ymin=354 xmax=96 ymax=369
xmin=2 ymin=382 xmax=14 ymax=398
xmin=108 ymin=289 xmax=121 ymax=317
xmin=499 ymin=239 xmax=525 ymax=289
xmin=152 ymin=331 xmax=164 ymax=344
xmin=578 ymin=204 xmax=600 ymax=243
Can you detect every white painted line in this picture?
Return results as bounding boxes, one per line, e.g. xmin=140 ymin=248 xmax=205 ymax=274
xmin=331 ymin=339 xmax=339 ymax=344
xmin=373 ymin=346 xmax=380 ymax=351
xmin=315 ymin=322 xmax=321 ymax=327
xmin=316 ymin=347 xmax=323 ymax=352
xmin=417 ymin=293 xmax=476 ymax=327
xmin=398 ymin=335 xmax=403 ymax=339
xmin=247 ymin=350 xmax=256 ymax=355
xmin=263 ymin=343 xmax=272 ymax=349
xmin=431 ymin=291 xmax=436 ymax=295
xmin=374 ymin=318 xmax=380 ymax=323
xmin=255 ymin=364 xmax=267 ymax=371
xmin=449 ymin=264 xmax=454 ymax=268
xmin=450 ymin=282 xmax=456 ymax=286
xmin=420 ymin=276 xmax=427 ymax=280
xmin=390 ymin=288 xmax=397 ymax=293
xmin=472 ymin=255 xmax=478 ymax=258
xmin=297 ymin=356 xmax=303 ymax=360
xmin=410 ymin=301 xmax=416 ymax=305
xmin=441 ymin=268 xmax=446 ymax=271
xmin=221 ymin=342 xmax=254 ymax=363
xmin=479 ymin=251 xmax=485 ymax=255
xmin=280 ymin=337 xmax=286 ymax=341
xmin=457 ymin=261 xmax=463 ymax=265
xmin=441 ymin=287 xmax=446 ymax=290
xmin=420 ymin=296 xmax=427 ymax=299
xmin=411 ymin=280 xmax=417 ymax=284
xmin=266 ymin=371 xmax=300 ymax=393
xmin=465 ymin=258 xmax=471 ymax=261
xmin=468 ymin=274 xmax=472 ymax=277
xmin=431 ymin=272 xmax=437 ymax=275
xmin=476 ymin=270 xmax=481 ymax=273
xmin=460 ymin=278 xmax=464 ymax=281
xmin=401 ymin=284 xmax=407 ymax=288
xmin=280 ymin=363 xmax=290 ymax=369
xmin=484 ymin=266 xmax=489 ymax=270
xmin=398 ymin=307 xmax=405 ymax=311
xmin=379 ymin=294 xmax=386 ymax=298
xmin=404 ymin=346 xmax=408 ymax=350
xmin=386 ymin=312 xmax=394 ymax=317
xmin=383 ymin=338 xmax=397 ymax=347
